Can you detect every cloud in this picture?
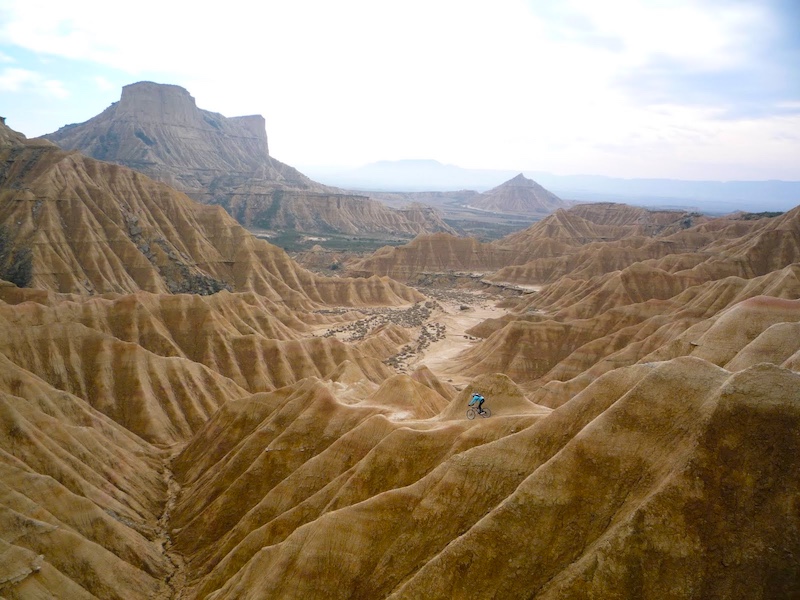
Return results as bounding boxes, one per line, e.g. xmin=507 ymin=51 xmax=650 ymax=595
xmin=93 ymin=75 xmax=115 ymax=91
xmin=0 ymin=0 xmax=797 ymax=179
xmin=0 ymin=66 xmax=68 ymax=98
xmin=598 ymin=1 xmax=800 ymax=119
xmin=521 ymin=1 xmax=800 ymax=121
xmin=616 ymin=54 xmax=800 ymax=119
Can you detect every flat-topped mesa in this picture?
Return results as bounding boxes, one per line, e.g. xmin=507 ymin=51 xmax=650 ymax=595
xmin=46 ymin=81 xmax=272 ymax=169
xmin=118 ymin=81 xmax=270 ymax=154
xmin=42 ymin=82 xmax=456 ymax=236
xmin=117 ymin=81 xmax=200 ymax=126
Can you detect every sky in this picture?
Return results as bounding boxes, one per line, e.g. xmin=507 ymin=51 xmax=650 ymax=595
xmin=1 ymin=0 xmax=798 ymax=181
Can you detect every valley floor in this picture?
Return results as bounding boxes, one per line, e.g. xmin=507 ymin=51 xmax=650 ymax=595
xmin=311 ymin=286 xmax=517 ymax=388
xmin=407 ymin=290 xmax=505 ymax=387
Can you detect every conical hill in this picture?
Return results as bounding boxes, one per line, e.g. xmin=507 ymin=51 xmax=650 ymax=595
xmin=468 ymin=173 xmax=567 ymax=215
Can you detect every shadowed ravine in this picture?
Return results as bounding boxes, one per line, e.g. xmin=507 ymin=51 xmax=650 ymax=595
xmin=158 ymin=450 xmax=187 ymax=600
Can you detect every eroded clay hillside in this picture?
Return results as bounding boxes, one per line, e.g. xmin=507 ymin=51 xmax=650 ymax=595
xmin=347 ymin=202 xmax=713 ymax=282
xmin=0 ymin=124 xmax=420 ymax=306
xmin=0 ymin=119 xmax=798 ymax=599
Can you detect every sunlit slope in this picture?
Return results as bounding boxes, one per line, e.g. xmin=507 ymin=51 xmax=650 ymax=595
xmin=163 ymin=359 xmax=798 ymax=599
xmin=168 ymin=375 xmax=547 ymax=599
xmin=0 ymin=123 xmax=422 ymax=306
xmin=0 ymin=353 xmax=171 ymax=599
xmin=0 ymin=287 xmax=400 ymax=444
xmin=0 ymin=268 xmax=417 ymax=596
xmin=390 ymin=360 xmax=799 ymax=599
xmin=451 ymin=207 xmax=800 ymax=393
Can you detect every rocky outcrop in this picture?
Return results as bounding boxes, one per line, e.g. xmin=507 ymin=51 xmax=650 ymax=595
xmin=44 ymin=82 xmax=307 ymax=190
xmin=43 ymin=82 xmax=453 ymax=237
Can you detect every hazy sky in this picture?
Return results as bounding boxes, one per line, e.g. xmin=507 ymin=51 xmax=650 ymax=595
xmin=1 ymin=0 xmax=798 ymax=180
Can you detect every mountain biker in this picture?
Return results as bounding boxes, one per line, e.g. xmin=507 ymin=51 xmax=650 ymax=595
xmin=469 ymin=392 xmax=486 ymax=415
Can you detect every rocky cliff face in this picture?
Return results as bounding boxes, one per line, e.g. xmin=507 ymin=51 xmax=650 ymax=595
xmin=43 ymin=82 xmax=453 ymax=237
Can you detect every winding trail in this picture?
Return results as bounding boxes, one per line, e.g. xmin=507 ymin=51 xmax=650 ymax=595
xmin=409 ymin=290 xmax=508 ymax=386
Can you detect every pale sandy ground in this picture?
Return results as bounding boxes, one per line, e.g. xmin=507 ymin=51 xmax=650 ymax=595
xmin=310 ymin=289 xmax=510 ymax=387
xmin=410 ymin=291 xmax=506 ymax=387
xmin=489 ymin=282 xmax=543 ymax=292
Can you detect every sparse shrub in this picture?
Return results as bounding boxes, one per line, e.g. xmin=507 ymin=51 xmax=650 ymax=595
xmin=741 ymin=211 xmax=783 ymax=220
xmin=134 ymin=129 xmax=156 ymax=146
xmin=5 ymin=247 xmax=32 ymax=287
xmin=170 ymin=272 xmax=231 ymax=296
xmin=0 ymin=226 xmax=33 ymax=287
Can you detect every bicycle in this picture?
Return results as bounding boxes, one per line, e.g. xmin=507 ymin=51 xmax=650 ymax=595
xmin=466 ymin=406 xmax=491 ymax=419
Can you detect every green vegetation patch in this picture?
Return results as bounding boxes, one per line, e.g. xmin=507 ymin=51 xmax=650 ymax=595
xmin=740 ymin=211 xmax=784 ymax=220
xmin=251 ymin=229 xmax=410 ymax=253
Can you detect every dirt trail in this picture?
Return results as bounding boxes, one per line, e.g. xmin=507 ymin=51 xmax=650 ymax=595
xmin=409 ymin=290 xmax=508 ymax=387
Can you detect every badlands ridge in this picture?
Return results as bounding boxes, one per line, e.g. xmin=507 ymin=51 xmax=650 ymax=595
xmin=1 ymin=114 xmax=799 ymax=600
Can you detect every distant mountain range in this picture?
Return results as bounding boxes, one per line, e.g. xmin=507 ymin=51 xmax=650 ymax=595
xmin=302 ymin=159 xmax=800 ymax=214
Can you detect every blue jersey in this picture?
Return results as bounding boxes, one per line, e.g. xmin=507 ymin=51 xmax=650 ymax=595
xmin=469 ymin=394 xmax=484 ymax=406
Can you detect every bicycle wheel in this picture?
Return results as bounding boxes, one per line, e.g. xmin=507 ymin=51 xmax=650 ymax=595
xmin=480 ymin=407 xmax=492 ymax=418
xmin=466 ymin=408 xmax=476 ymax=420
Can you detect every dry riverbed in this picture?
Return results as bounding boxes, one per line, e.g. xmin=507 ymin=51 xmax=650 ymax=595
xmin=312 ymin=287 xmax=510 ymax=388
